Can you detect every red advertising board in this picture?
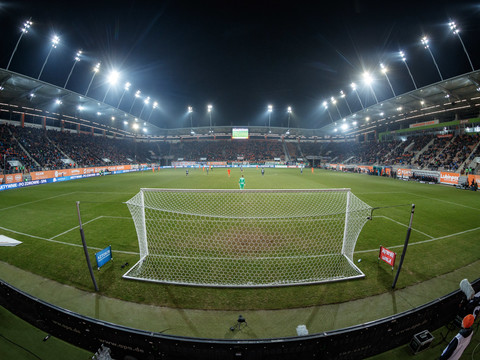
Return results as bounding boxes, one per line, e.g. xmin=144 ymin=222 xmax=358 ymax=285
xmin=379 ymin=246 xmax=396 ymax=268
xmin=440 ymin=172 xmax=459 ymax=185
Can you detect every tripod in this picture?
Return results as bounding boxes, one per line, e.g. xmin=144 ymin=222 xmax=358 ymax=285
xmin=230 ymin=315 xmax=247 ymax=331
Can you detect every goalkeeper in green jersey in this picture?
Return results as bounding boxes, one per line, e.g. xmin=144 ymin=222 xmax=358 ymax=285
xmin=239 ymin=175 xmax=245 ymax=190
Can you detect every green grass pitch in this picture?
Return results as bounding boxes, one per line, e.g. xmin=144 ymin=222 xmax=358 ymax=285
xmin=0 ymin=167 xmax=479 ymax=310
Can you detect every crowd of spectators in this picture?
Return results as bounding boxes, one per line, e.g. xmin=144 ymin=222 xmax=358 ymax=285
xmin=1 ymin=122 xmax=479 ymax=175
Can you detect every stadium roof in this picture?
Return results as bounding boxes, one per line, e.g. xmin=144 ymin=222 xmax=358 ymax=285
xmin=325 ymin=70 xmax=480 ymax=138
xmin=1 ymin=67 xmax=480 ymax=139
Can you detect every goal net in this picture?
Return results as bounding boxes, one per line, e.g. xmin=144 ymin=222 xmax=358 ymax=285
xmin=123 ymin=188 xmax=372 ymax=287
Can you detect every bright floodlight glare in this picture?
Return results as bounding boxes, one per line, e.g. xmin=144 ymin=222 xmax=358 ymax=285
xmin=208 ymin=104 xmax=213 ymax=112
xmin=77 ymin=105 xmax=84 ymax=111
xmin=133 ymin=123 xmax=139 ymax=130
xmin=399 ymin=50 xmax=406 ymax=61
xmin=334 ymin=128 xmax=338 ymax=132
xmin=341 ymin=123 xmax=348 ymax=131
xmin=107 ymin=70 xmax=120 ymax=85
xmin=143 ymin=128 xmax=147 ymax=133
xmin=287 ymin=106 xmax=292 ymax=113
xmin=330 ymin=96 xmax=336 ymax=104
xmin=51 ymin=35 xmax=60 ymax=47
xmin=365 ymin=116 xmax=370 ymax=121
xmin=322 ymin=101 xmax=328 ymax=108
xmin=111 ymin=116 xmax=115 ymax=121
xmin=55 ymin=98 xmax=62 ymax=105
xmin=268 ymin=104 xmax=273 ymax=112
xmin=75 ymin=50 xmax=82 ymax=61
xmin=340 ymin=90 xmax=346 ymax=98
xmin=352 ymin=121 xmax=357 ymax=125
xmin=350 ymin=82 xmax=357 ymax=90
xmin=22 ymin=19 xmax=33 ymax=33
xmin=449 ymin=21 xmax=459 ymax=34
xmin=124 ymin=121 xmax=128 ymax=125
xmin=188 ymin=106 xmax=193 ymax=113
xmin=421 ymin=36 xmax=429 ymax=48
xmin=363 ymin=72 xmax=373 ymax=85
xmin=124 ymin=82 xmax=131 ymax=90
xmin=135 ymin=90 xmax=141 ymax=97
xmin=96 ymin=111 xmax=101 ymax=116
xmin=144 ymin=96 xmax=150 ymax=104
xmin=153 ymin=101 xmax=158 ymax=109
xmin=93 ymin=63 xmax=101 ymax=72
xmin=420 ymin=100 xmax=425 ymax=105
xmin=380 ymin=63 xmax=387 ymax=73
xmin=342 ymin=118 xmax=346 ymax=122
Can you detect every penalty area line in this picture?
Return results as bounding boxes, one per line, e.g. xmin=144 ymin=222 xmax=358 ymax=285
xmin=376 ymin=215 xmax=434 ymax=239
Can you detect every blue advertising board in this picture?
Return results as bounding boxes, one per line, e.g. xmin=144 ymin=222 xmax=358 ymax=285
xmin=95 ymin=245 xmax=113 ymax=270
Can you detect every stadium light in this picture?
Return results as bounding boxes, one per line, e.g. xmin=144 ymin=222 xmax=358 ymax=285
xmin=6 ymin=18 xmax=33 ymax=70
xmin=38 ymin=35 xmax=60 ymax=80
xmin=268 ymin=104 xmax=273 ymax=132
xmin=64 ymin=50 xmax=82 ymax=89
xmin=380 ymin=63 xmax=396 ymax=97
xmin=102 ymin=70 xmax=120 ymax=103
xmin=188 ymin=106 xmax=193 ymax=129
xmin=362 ymin=72 xmax=378 ymax=104
xmin=147 ymin=101 xmax=158 ymax=122
xmin=128 ymin=90 xmax=141 ymax=114
xmin=421 ymin=36 xmax=443 ymax=80
xmin=85 ymin=62 xmax=101 ymax=96
xmin=449 ymin=21 xmax=474 ymax=71
xmin=350 ymin=82 xmax=364 ymax=109
xmin=287 ymin=106 xmax=292 ymax=129
xmin=138 ymin=96 xmax=150 ymax=119
xmin=55 ymin=98 xmax=62 ymax=105
xmin=339 ymin=90 xmax=352 ymax=114
xmin=331 ymin=96 xmax=342 ymax=119
xmin=322 ymin=101 xmax=334 ymax=123
xmin=399 ymin=50 xmax=417 ymax=89
xmin=208 ymin=104 xmax=213 ymax=131
xmin=117 ymin=81 xmax=131 ymax=108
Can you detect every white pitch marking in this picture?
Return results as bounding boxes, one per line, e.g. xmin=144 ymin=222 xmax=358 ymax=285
xmin=0 ymin=192 xmax=77 ymax=212
xmin=355 ymin=226 xmax=480 ymax=254
xmin=376 ymin=215 xmax=434 ymax=239
xmin=49 ymin=216 xmax=103 ymax=240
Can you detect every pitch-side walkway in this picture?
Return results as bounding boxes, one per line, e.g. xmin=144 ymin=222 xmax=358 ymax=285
xmin=1 ymin=260 xmax=479 ymax=339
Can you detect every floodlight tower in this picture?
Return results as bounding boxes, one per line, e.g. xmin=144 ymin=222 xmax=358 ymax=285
xmin=139 ymin=96 xmax=150 ymax=119
xmin=103 ymin=70 xmax=120 ymax=103
xmin=268 ymin=104 xmax=273 ymax=132
xmin=322 ymin=101 xmax=334 ymax=123
xmin=129 ymin=90 xmax=141 ymax=114
xmin=287 ymin=106 xmax=292 ymax=129
xmin=449 ymin=21 xmax=474 ymax=72
xmin=188 ymin=106 xmax=193 ymax=129
xmin=64 ymin=50 xmax=82 ymax=88
xmin=330 ymin=97 xmax=342 ymax=119
xmin=117 ymin=82 xmax=131 ymax=108
xmin=147 ymin=101 xmax=158 ymax=122
xmin=350 ymin=82 xmax=364 ymax=109
xmin=339 ymin=90 xmax=352 ymax=114
xmin=421 ymin=36 xmax=443 ymax=81
xmin=362 ymin=72 xmax=378 ymax=104
xmin=85 ymin=62 xmax=101 ymax=96
xmin=7 ymin=18 xmax=33 ymax=70
xmin=208 ymin=104 xmax=213 ymax=132
xmin=38 ymin=35 xmax=60 ymax=80
xmin=399 ymin=51 xmax=417 ymax=89
xmin=380 ymin=63 xmax=396 ymax=97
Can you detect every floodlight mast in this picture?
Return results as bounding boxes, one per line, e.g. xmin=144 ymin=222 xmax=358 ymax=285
xmin=287 ymin=106 xmax=292 ymax=129
xmin=117 ymin=82 xmax=131 ymax=108
xmin=330 ymin=97 xmax=342 ymax=119
xmin=147 ymin=101 xmax=158 ymax=122
xmin=339 ymin=90 xmax=352 ymax=114
xmin=449 ymin=21 xmax=474 ymax=72
xmin=188 ymin=106 xmax=193 ymax=129
xmin=64 ymin=50 xmax=82 ymax=88
xmin=7 ymin=18 xmax=33 ymax=71
xmin=421 ymin=36 xmax=443 ymax=81
xmin=85 ymin=62 xmax=101 ymax=96
xmin=268 ymin=105 xmax=273 ymax=132
xmin=362 ymin=72 xmax=378 ymax=104
xmin=208 ymin=104 xmax=213 ymax=131
xmin=139 ymin=96 xmax=150 ymax=119
xmin=129 ymin=90 xmax=141 ymax=114
xmin=380 ymin=63 xmax=396 ymax=97
xmin=322 ymin=101 xmax=334 ymax=123
xmin=38 ymin=35 xmax=60 ymax=80
xmin=399 ymin=51 xmax=417 ymax=89
xmin=103 ymin=70 xmax=120 ymax=103
xmin=350 ymin=83 xmax=364 ymax=109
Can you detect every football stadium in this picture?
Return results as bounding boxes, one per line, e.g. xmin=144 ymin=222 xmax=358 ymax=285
xmin=1 ymin=2 xmax=480 ymax=360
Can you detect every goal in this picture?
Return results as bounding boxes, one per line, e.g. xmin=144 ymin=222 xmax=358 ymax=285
xmin=123 ymin=188 xmax=372 ymax=287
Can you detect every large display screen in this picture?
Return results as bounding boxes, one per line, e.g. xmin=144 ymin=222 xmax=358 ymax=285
xmin=232 ymin=128 xmax=249 ymax=139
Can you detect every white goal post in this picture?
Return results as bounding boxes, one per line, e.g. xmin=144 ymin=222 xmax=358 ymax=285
xmin=123 ymin=188 xmax=372 ymax=287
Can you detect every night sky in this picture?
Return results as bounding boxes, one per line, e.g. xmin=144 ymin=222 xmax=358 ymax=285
xmin=1 ymin=0 xmax=480 ymax=130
